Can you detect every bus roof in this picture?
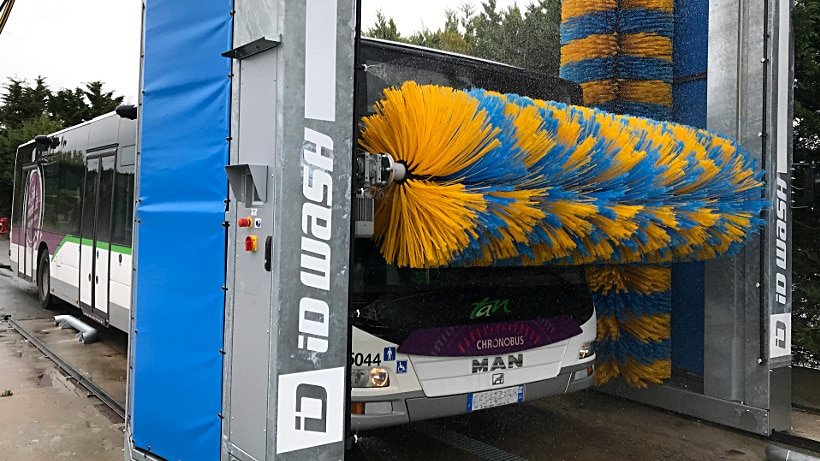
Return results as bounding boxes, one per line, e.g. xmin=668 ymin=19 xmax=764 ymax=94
xmin=361 ymin=37 xmax=518 ymax=70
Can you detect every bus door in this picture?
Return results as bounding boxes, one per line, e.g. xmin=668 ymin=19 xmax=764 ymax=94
xmin=19 ymin=165 xmax=42 ymax=281
xmin=79 ymin=153 xmax=116 ymax=323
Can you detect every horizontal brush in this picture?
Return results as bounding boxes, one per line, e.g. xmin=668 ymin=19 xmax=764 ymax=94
xmin=360 ymin=82 xmax=765 ymax=269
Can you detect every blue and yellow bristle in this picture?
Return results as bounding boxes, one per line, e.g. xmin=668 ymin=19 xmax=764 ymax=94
xmin=359 ymin=82 xmax=764 ymax=272
xmin=615 ymin=0 xmax=674 ymax=119
xmin=559 ymin=0 xmax=669 ymax=388
xmin=560 ymin=0 xmax=619 ymax=107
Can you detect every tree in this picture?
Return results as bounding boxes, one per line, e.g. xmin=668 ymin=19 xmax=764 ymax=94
xmin=82 ymin=81 xmax=123 ymax=116
xmin=49 ymin=87 xmax=90 ymax=126
xmin=0 ymin=77 xmax=123 ymax=217
xmin=792 ymin=0 xmax=820 ymax=366
xmin=794 ymin=0 xmax=820 ymax=156
xmin=0 ymin=78 xmax=50 ymax=131
xmin=364 ymin=1 xmax=562 ymax=75
xmin=366 ymin=11 xmax=402 ymax=42
xmin=0 ymin=115 xmax=63 ymax=215
xmin=466 ymin=0 xmax=562 ymax=75
xmin=407 ymin=10 xmax=473 ymax=55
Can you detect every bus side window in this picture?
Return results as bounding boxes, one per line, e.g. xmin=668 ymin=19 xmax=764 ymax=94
xmin=42 ymin=161 xmax=60 ymax=232
xmin=111 ymin=163 xmax=135 ymax=248
xmin=58 ymin=153 xmax=84 ymax=235
xmin=119 ymin=145 xmax=136 ymax=167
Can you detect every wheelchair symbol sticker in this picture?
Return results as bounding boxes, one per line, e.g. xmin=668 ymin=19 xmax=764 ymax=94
xmin=396 ymin=360 xmax=408 ymax=374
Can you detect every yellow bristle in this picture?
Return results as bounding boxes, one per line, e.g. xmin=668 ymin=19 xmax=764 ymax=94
xmin=580 ymin=79 xmax=619 ymax=106
xmin=504 ymin=103 xmax=554 ymax=168
xmin=561 ymin=34 xmax=619 ymax=66
xmin=360 ymin=82 xmax=500 ymax=178
xmin=561 ymin=0 xmax=617 ymax=21
xmin=619 ymin=0 xmax=674 ymax=12
xmin=594 ymin=358 xmax=622 ymax=386
xmin=598 ymin=315 xmax=621 ymax=341
xmin=619 ymin=33 xmax=673 ymax=60
xmin=621 ymin=314 xmax=671 ymax=342
xmin=619 ymin=359 xmax=672 ymax=388
xmin=374 ymin=180 xmax=486 ymax=268
xmin=618 ymin=80 xmax=673 ymax=107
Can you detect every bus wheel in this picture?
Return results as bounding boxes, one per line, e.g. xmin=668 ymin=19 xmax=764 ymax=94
xmin=37 ymin=252 xmax=54 ymax=310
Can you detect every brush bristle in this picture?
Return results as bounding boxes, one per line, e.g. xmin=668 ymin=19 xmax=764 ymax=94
xmin=360 ymin=82 xmax=765 ymax=269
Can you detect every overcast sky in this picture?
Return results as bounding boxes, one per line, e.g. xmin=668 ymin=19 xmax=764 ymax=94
xmin=0 ymin=0 xmax=521 ymax=102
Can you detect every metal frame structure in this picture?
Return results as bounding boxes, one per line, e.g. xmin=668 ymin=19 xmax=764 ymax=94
xmin=123 ymin=1 xmax=796 ymax=459
xmin=220 ymin=1 xmax=356 ymax=459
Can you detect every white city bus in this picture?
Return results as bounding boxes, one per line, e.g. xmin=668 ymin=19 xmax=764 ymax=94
xmin=10 ymin=110 xmax=136 ymax=331
xmin=10 ymin=38 xmax=596 ymax=428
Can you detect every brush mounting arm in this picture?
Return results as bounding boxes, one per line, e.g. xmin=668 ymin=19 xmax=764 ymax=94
xmin=354 ymin=151 xmax=406 ymax=194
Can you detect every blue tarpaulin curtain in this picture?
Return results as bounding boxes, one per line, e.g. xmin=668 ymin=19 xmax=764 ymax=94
xmin=131 ymin=1 xmax=232 ymax=459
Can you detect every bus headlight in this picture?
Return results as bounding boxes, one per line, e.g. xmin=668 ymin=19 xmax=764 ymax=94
xmin=578 ymin=342 xmax=594 ymax=360
xmin=351 ymin=368 xmax=390 ymax=388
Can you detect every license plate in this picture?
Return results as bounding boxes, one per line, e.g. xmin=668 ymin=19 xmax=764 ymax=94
xmin=467 ymin=386 xmax=524 ymax=412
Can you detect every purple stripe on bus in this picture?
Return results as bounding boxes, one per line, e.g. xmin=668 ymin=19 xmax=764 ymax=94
xmin=397 ymin=317 xmax=582 ymax=357
xmin=9 ymin=227 xmax=67 ymax=254
xmin=10 ymin=226 xmax=21 ymax=245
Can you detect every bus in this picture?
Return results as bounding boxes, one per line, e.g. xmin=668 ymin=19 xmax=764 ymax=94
xmin=10 ymin=38 xmax=596 ymax=428
xmin=9 ymin=110 xmax=136 ymax=332
xmin=348 ymin=39 xmax=595 ymax=429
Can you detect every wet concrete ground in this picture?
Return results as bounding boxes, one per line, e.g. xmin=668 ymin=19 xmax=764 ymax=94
xmin=12 ymin=317 xmax=128 ymax=411
xmin=348 ymin=391 xmax=778 ymax=460
xmin=1 ymin=235 xmax=818 ymax=460
xmin=0 ymin=236 xmax=123 ymax=460
xmin=0 ymin=321 xmax=124 ymax=460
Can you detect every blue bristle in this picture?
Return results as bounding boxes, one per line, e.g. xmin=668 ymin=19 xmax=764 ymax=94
xmin=618 ymin=9 xmax=674 ymax=37
xmin=559 ymin=58 xmax=618 ymax=84
xmin=616 ymin=56 xmax=674 ymax=81
xmin=559 ymin=11 xmax=618 ymax=45
xmin=596 ymin=336 xmax=671 ymax=365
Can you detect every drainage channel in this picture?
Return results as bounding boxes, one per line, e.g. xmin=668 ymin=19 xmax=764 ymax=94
xmin=6 ymin=316 xmax=125 ymax=420
xmin=414 ymin=424 xmax=528 ymax=461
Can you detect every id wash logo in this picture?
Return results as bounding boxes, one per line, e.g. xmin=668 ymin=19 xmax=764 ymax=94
xmin=275 ymin=0 xmax=345 ymax=454
xmin=774 ymin=176 xmax=788 ymax=308
xmin=276 ymin=128 xmax=345 ymax=454
xmin=296 ymin=127 xmax=335 ymax=354
xmin=276 ymin=368 xmax=344 ymax=454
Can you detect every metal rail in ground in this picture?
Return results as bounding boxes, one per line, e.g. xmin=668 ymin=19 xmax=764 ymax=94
xmin=5 ymin=316 xmax=125 ymax=419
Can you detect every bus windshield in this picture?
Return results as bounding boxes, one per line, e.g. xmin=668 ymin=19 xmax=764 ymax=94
xmin=351 ymin=40 xmax=592 ymax=346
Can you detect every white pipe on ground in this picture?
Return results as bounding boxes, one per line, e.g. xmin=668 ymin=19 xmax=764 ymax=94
xmin=54 ymin=315 xmax=98 ymax=344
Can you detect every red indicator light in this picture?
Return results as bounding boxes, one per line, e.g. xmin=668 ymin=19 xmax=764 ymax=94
xmin=245 ymin=235 xmax=258 ymax=252
xmin=237 ymin=216 xmax=252 ymax=227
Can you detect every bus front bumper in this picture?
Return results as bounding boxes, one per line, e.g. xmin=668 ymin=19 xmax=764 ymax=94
xmin=351 ymin=362 xmax=594 ymax=431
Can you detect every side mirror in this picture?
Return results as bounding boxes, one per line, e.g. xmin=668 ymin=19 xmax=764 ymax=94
xmin=116 ymin=104 xmax=138 ymax=120
xmin=34 ymin=135 xmax=60 ymax=149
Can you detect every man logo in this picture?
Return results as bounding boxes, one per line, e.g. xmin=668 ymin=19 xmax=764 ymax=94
xmin=472 ymin=354 xmax=524 ymax=373
xmin=492 ymin=373 xmax=504 ymax=385
xmin=294 ymin=384 xmax=327 ymax=432
xmin=276 ymin=368 xmax=344 ymax=454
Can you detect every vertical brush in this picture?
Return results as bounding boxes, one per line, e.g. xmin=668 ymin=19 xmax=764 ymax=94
xmin=561 ymin=0 xmax=676 ymax=387
xmin=611 ymin=0 xmax=675 ymax=387
xmin=560 ymin=0 xmax=620 ymax=109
